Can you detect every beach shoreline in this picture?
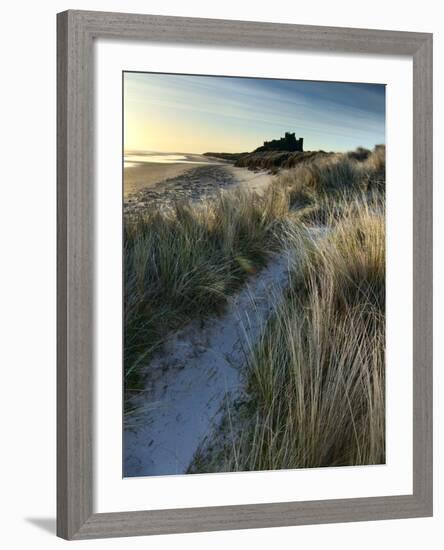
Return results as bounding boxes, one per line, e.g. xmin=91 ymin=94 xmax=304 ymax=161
xmin=124 ymin=162 xmax=206 ymax=197
xmin=124 ymin=162 xmax=275 ymax=213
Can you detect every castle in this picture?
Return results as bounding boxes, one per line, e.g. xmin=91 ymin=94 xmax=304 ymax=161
xmin=255 ymin=132 xmax=304 ymax=153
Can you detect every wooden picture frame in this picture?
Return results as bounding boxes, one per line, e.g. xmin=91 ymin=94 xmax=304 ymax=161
xmin=57 ymin=9 xmax=433 ymax=540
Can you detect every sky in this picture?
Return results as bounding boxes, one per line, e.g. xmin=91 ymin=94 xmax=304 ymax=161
xmin=124 ymin=72 xmax=385 ymax=154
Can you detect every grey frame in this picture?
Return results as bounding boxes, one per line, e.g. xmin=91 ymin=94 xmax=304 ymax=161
xmin=57 ymin=9 xmax=433 ymax=540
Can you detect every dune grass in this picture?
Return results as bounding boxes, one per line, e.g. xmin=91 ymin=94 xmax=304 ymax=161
xmin=273 ymin=145 xmax=385 ymax=203
xmin=234 ymin=149 xmax=332 ymax=171
xmin=189 ymin=194 xmax=385 ymax=472
xmin=232 ymin=143 xmax=385 ymax=175
xmin=125 ymin=145 xmax=386 ymax=469
xmin=124 ymin=186 xmax=289 ymax=391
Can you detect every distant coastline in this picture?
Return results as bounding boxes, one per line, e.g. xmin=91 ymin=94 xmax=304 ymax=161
xmin=123 ymin=152 xmax=225 ymax=197
xmin=124 ymin=151 xmax=223 ymax=168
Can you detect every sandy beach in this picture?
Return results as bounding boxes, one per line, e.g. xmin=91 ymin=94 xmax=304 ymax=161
xmin=124 ymin=162 xmax=206 ymax=197
xmin=124 ymin=161 xmax=274 ymax=213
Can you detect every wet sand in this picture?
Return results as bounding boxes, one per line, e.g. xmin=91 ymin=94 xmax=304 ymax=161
xmin=124 ymin=162 xmax=207 ymax=197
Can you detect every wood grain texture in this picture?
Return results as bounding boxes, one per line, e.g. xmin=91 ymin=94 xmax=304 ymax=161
xmin=412 ymin=34 xmax=433 ymax=513
xmin=71 ymin=9 xmax=429 ymax=54
xmin=57 ymin=10 xmax=94 ymax=540
xmin=56 ymin=10 xmax=68 ymax=539
xmin=57 ymin=9 xmax=433 ymax=540
xmin=72 ymin=494 xmax=430 ymax=539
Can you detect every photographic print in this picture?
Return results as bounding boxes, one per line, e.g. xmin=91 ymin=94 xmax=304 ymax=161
xmin=123 ymin=72 xmax=386 ymax=478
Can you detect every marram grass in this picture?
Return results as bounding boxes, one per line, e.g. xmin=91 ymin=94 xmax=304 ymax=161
xmin=124 ymin=186 xmax=289 ymax=390
xmin=189 ymin=195 xmax=385 ymax=471
xmin=125 ymin=146 xmax=386 ymax=470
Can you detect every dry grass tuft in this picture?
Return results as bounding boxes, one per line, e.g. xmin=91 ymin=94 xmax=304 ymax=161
xmin=124 ymin=187 xmax=289 ymax=390
xmin=190 ymin=195 xmax=386 ymax=472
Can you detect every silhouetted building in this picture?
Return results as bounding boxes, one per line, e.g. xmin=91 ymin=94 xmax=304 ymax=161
xmin=255 ymin=132 xmax=304 ymax=152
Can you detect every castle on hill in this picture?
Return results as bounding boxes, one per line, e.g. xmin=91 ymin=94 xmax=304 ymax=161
xmin=255 ymin=132 xmax=304 ymax=153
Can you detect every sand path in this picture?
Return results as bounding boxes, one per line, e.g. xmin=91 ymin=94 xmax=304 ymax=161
xmin=124 ymin=251 xmax=293 ymax=477
xmin=224 ymin=165 xmax=275 ymax=195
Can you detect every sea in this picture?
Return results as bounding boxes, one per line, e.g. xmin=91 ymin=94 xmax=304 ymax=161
xmin=124 ymin=151 xmax=217 ymax=168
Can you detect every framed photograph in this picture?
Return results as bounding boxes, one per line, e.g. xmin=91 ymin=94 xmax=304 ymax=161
xmin=57 ymin=10 xmax=433 ymax=540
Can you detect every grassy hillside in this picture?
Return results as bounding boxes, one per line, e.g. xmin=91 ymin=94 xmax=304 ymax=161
xmin=187 ymin=145 xmax=386 ymax=471
xmin=125 ymin=145 xmax=386 ymax=470
xmin=204 ymin=145 xmax=384 ymax=174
